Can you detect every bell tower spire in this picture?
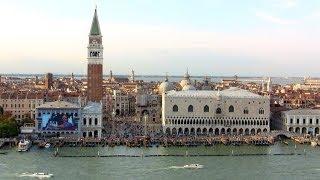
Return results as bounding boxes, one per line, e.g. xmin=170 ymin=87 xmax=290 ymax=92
xmin=90 ymin=7 xmax=101 ymax=36
xmin=87 ymin=7 xmax=103 ymax=102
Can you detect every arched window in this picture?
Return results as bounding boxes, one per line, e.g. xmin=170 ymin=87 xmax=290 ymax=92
xmin=188 ymin=105 xmax=193 ymax=112
xmin=216 ymin=108 xmax=222 ymax=114
xmin=83 ymin=118 xmax=86 ymax=125
xmin=229 ymin=105 xmax=234 ymax=112
xmin=173 ymin=105 xmax=178 ymax=112
xmin=89 ymin=118 xmax=92 ymax=125
xmin=259 ymin=108 xmax=264 ymax=114
xmin=243 ymin=108 xmax=249 ymax=114
xmin=94 ymin=118 xmax=98 ymax=125
xmin=204 ymin=105 xmax=209 ymax=112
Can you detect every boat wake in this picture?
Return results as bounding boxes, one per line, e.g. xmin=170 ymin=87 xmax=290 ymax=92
xmin=18 ymin=172 xmax=53 ymax=179
xmin=169 ymin=166 xmax=185 ymax=169
xmin=170 ymin=164 xmax=204 ymax=169
xmin=144 ymin=164 xmax=204 ymax=173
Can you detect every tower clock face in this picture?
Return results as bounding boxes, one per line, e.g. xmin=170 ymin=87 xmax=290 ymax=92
xmin=90 ymin=37 xmax=101 ymax=44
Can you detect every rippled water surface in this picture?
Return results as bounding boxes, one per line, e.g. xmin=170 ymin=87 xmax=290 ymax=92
xmin=0 ymin=142 xmax=319 ymax=180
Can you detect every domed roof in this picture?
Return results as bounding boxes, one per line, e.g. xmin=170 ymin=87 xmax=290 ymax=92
xmin=158 ymin=76 xmax=174 ymax=93
xmin=180 ymin=79 xmax=190 ymax=88
xmin=180 ymin=70 xmax=191 ymax=87
xmin=182 ymin=84 xmax=196 ymax=91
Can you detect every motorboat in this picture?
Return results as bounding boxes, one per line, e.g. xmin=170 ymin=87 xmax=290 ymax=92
xmin=44 ymin=143 xmax=51 ymax=149
xmin=20 ymin=172 xmax=53 ymax=178
xmin=311 ymin=141 xmax=317 ymax=147
xmin=17 ymin=140 xmax=31 ymax=152
xmin=183 ymin=164 xmax=204 ymax=169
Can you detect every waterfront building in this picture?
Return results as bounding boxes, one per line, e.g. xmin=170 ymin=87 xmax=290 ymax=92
xmin=112 ymin=90 xmax=135 ymax=116
xmin=162 ymin=87 xmax=270 ymax=135
xmin=281 ymin=109 xmax=320 ymax=136
xmin=35 ymin=99 xmax=81 ymax=137
xmin=81 ymin=102 xmax=103 ymax=138
xmin=136 ymin=85 xmax=162 ymax=133
xmin=87 ymin=8 xmax=103 ymax=102
xmin=0 ymin=92 xmax=44 ymax=121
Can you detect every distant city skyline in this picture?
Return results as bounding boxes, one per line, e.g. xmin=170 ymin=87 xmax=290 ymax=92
xmin=1 ymin=0 xmax=320 ymax=76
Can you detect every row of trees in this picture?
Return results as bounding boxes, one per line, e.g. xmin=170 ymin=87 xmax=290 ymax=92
xmin=0 ymin=106 xmax=19 ymax=138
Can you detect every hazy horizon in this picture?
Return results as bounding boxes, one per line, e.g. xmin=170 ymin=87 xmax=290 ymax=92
xmin=1 ymin=0 xmax=320 ymax=77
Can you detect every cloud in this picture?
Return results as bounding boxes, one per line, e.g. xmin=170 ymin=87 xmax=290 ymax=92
xmin=255 ymin=12 xmax=298 ymax=25
xmin=273 ymin=0 xmax=297 ymax=9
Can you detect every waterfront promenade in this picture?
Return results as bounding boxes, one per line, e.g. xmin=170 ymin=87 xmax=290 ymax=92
xmin=29 ymin=131 xmax=314 ymax=150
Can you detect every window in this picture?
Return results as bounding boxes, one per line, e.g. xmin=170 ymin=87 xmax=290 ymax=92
xmin=259 ymin=108 xmax=264 ymax=114
xmin=229 ymin=105 xmax=234 ymax=112
xmin=173 ymin=105 xmax=178 ymax=112
xmin=243 ymin=108 xmax=249 ymax=114
xmin=188 ymin=105 xmax=193 ymax=112
xmin=204 ymin=105 xmax=209 ymax=112
xmin=317 ymin=119 xmax=319 ymax=124
xmin=95 ymin=118 xmax=98 ymax=125
xmin=83 ymin=118 xmax=86 ymax=125
xmin=303 ymin=119 xmax=306 ymax=124
xmin=216 ymin=108 xmax=222 ymax=114
xmin=290 ymin=119 xmax=293 ymax=124
xmin=89 ymin=118 xmax=92 ymax=125
xmin=309 ymin=119 xmax=313 ymax=124
xmin=297 ymin=119 xmax=300 ymax=124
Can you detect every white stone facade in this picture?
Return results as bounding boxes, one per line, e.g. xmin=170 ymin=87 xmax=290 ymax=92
xmin=281 ymin=109 xmax=320 ymax=136
xmin=81 ymin=102 xmax=103 ymax=138
xmin=162 ymin=87 xmax=270 ymax=135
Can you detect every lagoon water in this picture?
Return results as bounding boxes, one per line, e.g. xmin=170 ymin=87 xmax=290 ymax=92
xmin=0 ymin=142 xmax=320 ymax=180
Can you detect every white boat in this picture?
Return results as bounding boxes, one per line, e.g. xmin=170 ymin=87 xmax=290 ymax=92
xmin=20 ymin=172 xmax=53 ymax=178
xmin=44 ymin=143 xmax=51 ymax=149
xmin=17 ymin=140 xmax=31 ymax=152
xmin=183 ymin=164 xmax=204 ymax=169
xmin=311 ymin=141 xmax=317 ymax=147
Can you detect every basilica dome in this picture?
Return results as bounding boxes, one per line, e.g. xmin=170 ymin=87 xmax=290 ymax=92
xmin=158 ymin=76 xmax=174 ymax=94
xmin=180 ymin=70 xmax=191 ymax=88
xmin=182 ymin=84 xmax=196 ymax=91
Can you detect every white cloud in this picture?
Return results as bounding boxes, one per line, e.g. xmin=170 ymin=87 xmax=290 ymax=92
xmin=255 ymin=11 xmax=298 ymax=25
xmin=273 ymin=0 xmax=297 ymax=8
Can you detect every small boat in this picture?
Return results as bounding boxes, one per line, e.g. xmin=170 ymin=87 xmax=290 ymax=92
xmin=183 ymin=164 xmax=204 ymax=169
xmin=311 ymin=141 xmax=317 ymax=147
xmin=44 ymin=143 xmax=51 ymax=149
xmin=38 ymin=142 xmax=45 ymax=149
xmin=283 ymin=141 xmax=289 ymax=145
xmin=17 ymin=140 xmax=31 ymax=152
xmin=20 ymin=172 xmax=53 ymax=178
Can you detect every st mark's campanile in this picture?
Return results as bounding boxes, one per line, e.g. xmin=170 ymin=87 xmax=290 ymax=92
xmin=87 ymin=8 xmax=103 ymax=102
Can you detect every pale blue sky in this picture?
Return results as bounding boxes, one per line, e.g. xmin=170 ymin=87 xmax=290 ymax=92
xmin=0 ymin=0 xmax=320 ymax=76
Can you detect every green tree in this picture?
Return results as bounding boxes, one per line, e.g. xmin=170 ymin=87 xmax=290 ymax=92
xmin=0 ymin=116 xmax=19 ymax=138
xmin=0 ymin=106 xmax=3 ymax=116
